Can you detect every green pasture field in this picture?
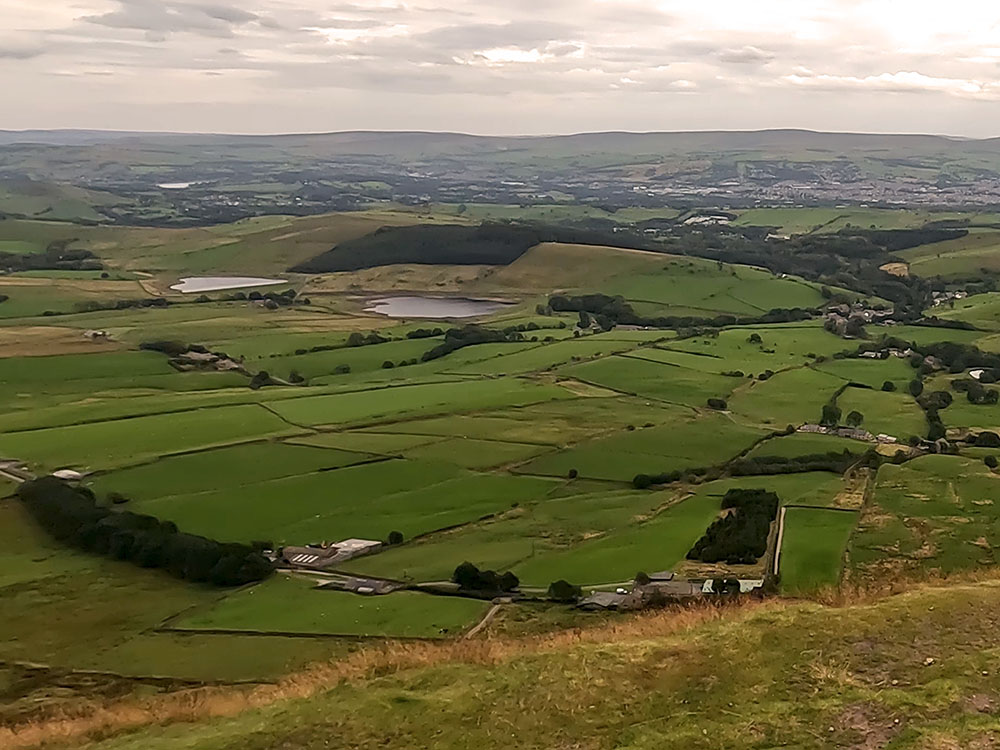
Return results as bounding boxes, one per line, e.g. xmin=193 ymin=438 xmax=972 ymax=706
xmin=133 ymin=461 xmax=557 ymax=545
xmin=483 ymin=243 xmax=825 ymax=315
xmin=0 ymin=500 xmax=246 ymax=676
xmin=0 ymin=403 xmax=299 ymax=472
xmin=0 ymin=239 xmax=44 ymax=254
xmin=933 ymin=293 xmax=1000 ymax=331
xmin=341 ymin=487 xmax=672 ymax=584
xmin=598 ymin=258 xmax=826 ymax=315
xmin=342 ymin=470 xmax=832 ymax=588
xmin=401 ymin=438 xmax=550 ymax=469
xmin=516 ymin=414 xmax=768 ymax=481
xmin=365 ymin=396 xmax=684 ymax=447
xmin=693 ymin=471 xmax=845 ymax=509
xmin=938 ymin=399 xmax=1000 ymax=431
xmin=307 ymin=342 xmax=547 ymax=386
xmin=866 ymin=324 xmax=984 ymax=347
xmin=0 ymin=368 xmax=249 ymax=415
xmin=88 ymin=442 xmax=375 ymax=502
xmin=0 ymin=349 xmax=172 ymax=385
xmin=748 ymin=431 xmax=863 ymax=458
xmin=779 ymin=508 xmax=858 ymax=595
xmin=900 ymin=229 xmax=1000 ymax=277
xmin=11 ymin=269 xmax=140 ymax=280
xmin=835 ymin=387 xmax=926 ymax=438
xmin=177 ymin=577 xmax=489 ymax=638
xmin=76 ymin=632 xmax=357 ymax=682
xmin=735 ymin=207 xmax=948 ymax=235
xmin=0 ymin=280 xmax=146 ymax=319
xmin=264 ymin=337 xmax=439 ymax=380
xmin=562 ymin=354 xmax=736 ymax=406
xmin=813 ymin=356 xmax=915 ymax=389
xmin=660 ymin=324 xmax=848 ymax=373
xmin=728 ymin=367 xmax=846 ymax=427
xmin=850 ymin=455 xmax=1000 ymax=580
xmin=287 ymin=431 xmax=446 ymax=454
xmin=454 ymin=336 xmax=639 ymax=375
xmin=512 ymin=489 xmax=724 ymax=586
xmin=265 ymin=377 xmax=573 ymax=427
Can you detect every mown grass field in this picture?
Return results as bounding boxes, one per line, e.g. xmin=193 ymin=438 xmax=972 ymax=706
xmin=176 ymin=577 xmax=489 ymax=638
xmin=516 ymin=413 xmax=768 ymax=481
xmin=779 ymin=507 xmax=858 ymax=595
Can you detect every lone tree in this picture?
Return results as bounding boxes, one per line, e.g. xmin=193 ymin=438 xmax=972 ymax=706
xmin=976 ymin=431 xmax=1000 ymax=448
xmin=747 ymin=333 xmax=762 ymax=345
xmin=707 ymin=398 xmax=728 ymax=410
xmin=547 ymin=580 xmax=582 ymax=603
xmin=820 ymin=403 xmax=842 ymax=427
xmin=845 ymin=410 xmax=865 ymax=428
xmin=387 ymin=530 xmax=404 ymax=545
xmin=881 ymin=380 xmax=897 ymax=392
xmin=986 ymin=455 xmax=999 ymax=470
xmin=908 ymin=379 xmax=924 ymax=398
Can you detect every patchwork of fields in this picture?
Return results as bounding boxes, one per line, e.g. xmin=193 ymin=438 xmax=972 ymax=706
xmin=5 ymin=210 xmax=1000 ymax=693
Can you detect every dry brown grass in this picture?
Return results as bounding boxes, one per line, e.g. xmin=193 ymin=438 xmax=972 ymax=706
xmin=10 ymin=574 xmax=1000 ymax=749
xmin=0 ymin=327 xmax=122 ymax=358
xmin=0 ymin=599 xmax=765 ymax=749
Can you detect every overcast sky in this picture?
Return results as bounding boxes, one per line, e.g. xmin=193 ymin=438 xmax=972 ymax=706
xmin=2 ymin=0 xmax=1000 ymax=136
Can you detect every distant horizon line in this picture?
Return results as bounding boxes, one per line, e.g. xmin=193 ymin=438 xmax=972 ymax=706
xmin=0 ymin=126 xmax=995 ymax=141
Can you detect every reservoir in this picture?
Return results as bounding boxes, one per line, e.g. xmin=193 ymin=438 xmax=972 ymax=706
xmin=170 ymin=276 xmax=287 ymax=293
xmin=365 ymin=296 xmax=513 ymax=319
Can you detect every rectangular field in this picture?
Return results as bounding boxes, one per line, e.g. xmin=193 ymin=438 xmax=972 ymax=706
xmin=176 ymin=577 xmax=489 ymax=638
xmin=779 ymin=508 xmax=858 ymax=595
xmin=0 ymin=404 xmax=301 ymax=472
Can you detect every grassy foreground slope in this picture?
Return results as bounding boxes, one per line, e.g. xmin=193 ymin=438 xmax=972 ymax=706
xmin=11 ymin=579 xmax=1000 ymax=750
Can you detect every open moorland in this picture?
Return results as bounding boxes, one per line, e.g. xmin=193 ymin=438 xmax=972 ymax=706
xmin=5 ymin=199 xmax=1000 ymax=748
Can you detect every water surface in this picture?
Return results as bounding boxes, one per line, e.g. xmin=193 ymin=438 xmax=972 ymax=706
xmin=170 ymin=276 xmax=287 ymax=293
xmin=365 ymin=296 xmax=513 ymax=319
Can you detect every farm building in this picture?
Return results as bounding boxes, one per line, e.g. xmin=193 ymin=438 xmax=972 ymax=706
xmin=281 ymin=539 xmax=383 ymax=569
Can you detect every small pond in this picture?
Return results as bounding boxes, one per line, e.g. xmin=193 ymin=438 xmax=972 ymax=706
xmin=170 ymin=276 xmax=287 ymax=293
xmin=364 ymin=296 xmax=514 ymax=319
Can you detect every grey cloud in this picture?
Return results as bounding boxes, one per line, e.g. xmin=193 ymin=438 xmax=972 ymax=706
xmin=84 ymin=0 xmax=259 ymax=38
xmin=415 ymin=21 xmax=578 ymax=51
xmin=0 ymin=45 xmax=45 ymax=60
xmin=718 ymin=46 xmax=775 ymax=64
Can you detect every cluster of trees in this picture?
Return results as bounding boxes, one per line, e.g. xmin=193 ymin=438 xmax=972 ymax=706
xmin=728 ymin=451 xmax=863 ymax=476
xmin=0 ymin=240 xmax=103 ymax=274
xmin=952 ymin=378 xmax=1000 ymax=405
xmin=406 ymin=327 xmax=445 ymax=339
xmin=547 ymin=579 xmax=583 ymax=603
xmin=687 ymin=489 xmax=779 ymax=565
xmin=452 ymin=562 xmax=519 ymax=594
xmin=140 ymin=340 xmax=194 ymax=356
xmin=72 ymin=297 xmax=170 ymax=314
xmin=292 ymin=331 xmax=389 ymax=356
xmin=18 ymin=477 xmax=272 ymax=586
xmin=421 ymin=325 xmax=525 ymax=362
xmin=548 ymin=293 xmax=813 ymax=331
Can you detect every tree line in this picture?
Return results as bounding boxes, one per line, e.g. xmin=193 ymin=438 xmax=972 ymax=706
xmin=18 ymin=477 xmax=273 ymax=587
xmin=548 ymin=293 xmax=812 ymax=331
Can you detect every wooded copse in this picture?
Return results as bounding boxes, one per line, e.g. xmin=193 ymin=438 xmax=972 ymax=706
xmin=18 ymin=477 xmax=273 ymax=587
